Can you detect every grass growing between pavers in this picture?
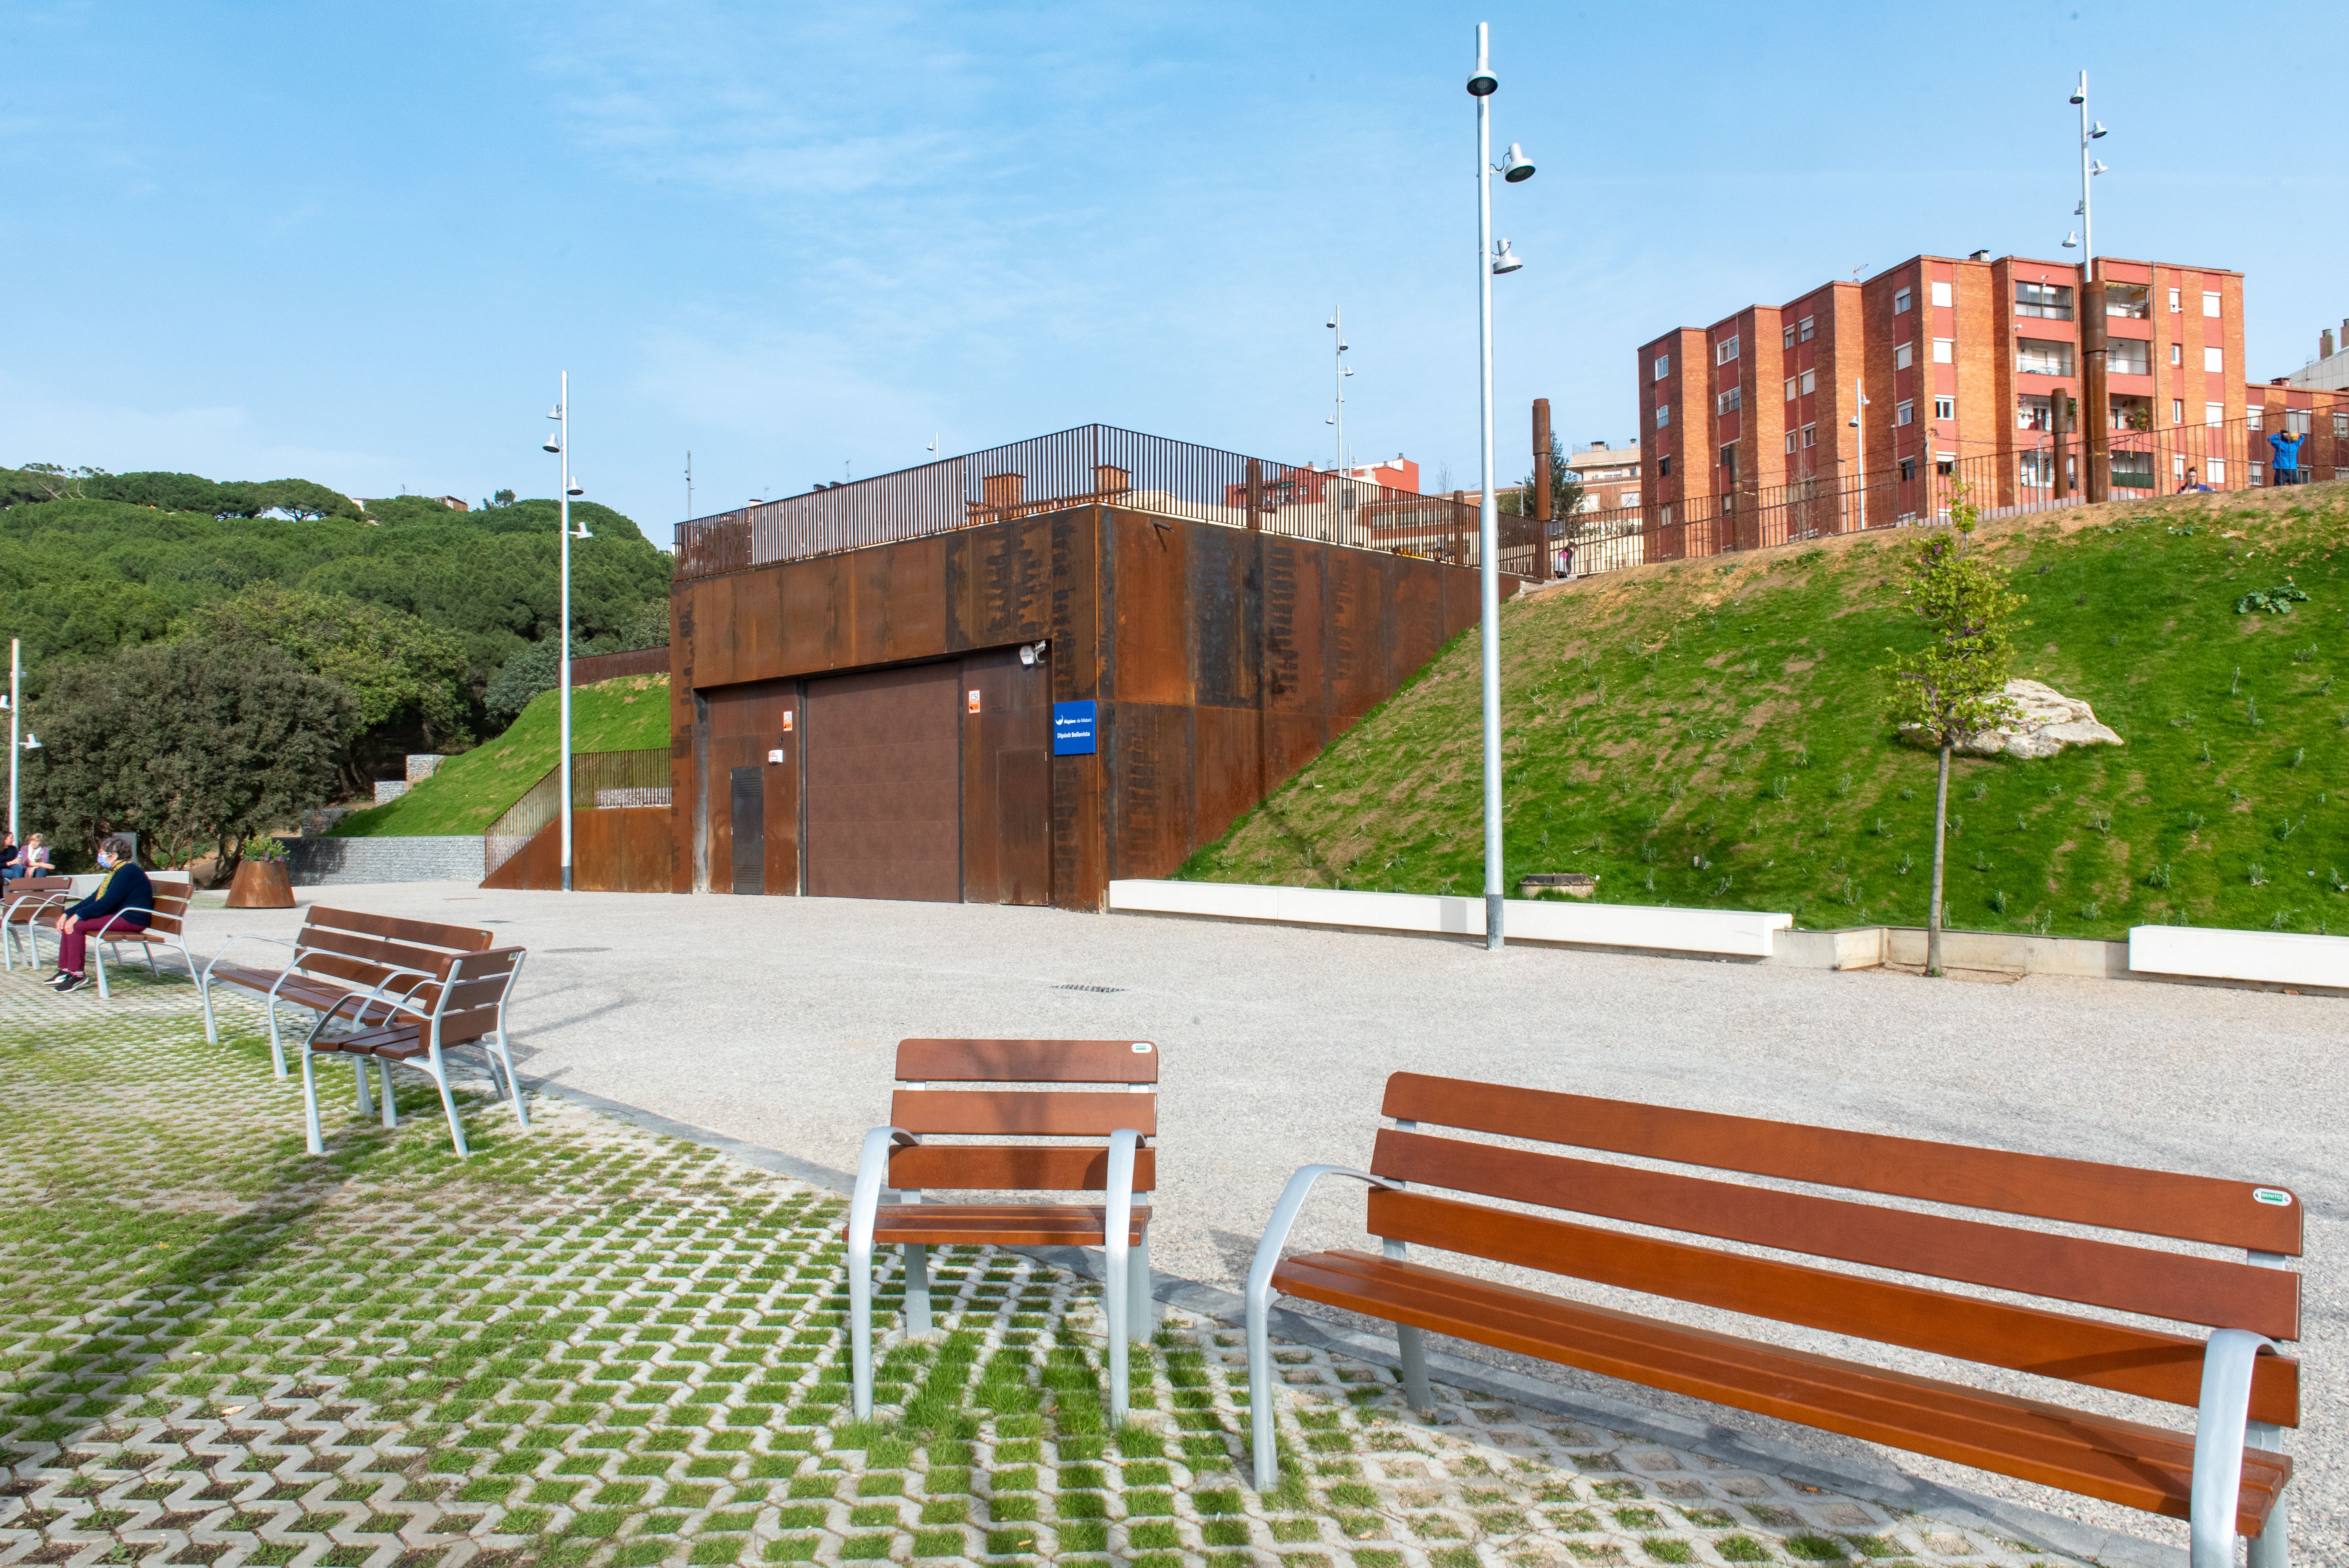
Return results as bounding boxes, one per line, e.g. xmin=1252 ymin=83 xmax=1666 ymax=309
xmin=1181 ymin=481 xmax=2349 ymax=939
xmin=0 ymin=968 xmax=2074 ymax=1568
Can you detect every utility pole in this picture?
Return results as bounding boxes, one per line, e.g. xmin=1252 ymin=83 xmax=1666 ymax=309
xmin=685 ymin=451 xmax=693 ymax=520
xmin=7 ymin=640 xmax=18 ymax=844
xmin=1850 ymin=381 xmax=1872 ymax=531
xmin=2071 ymin=70 xmax=2112 ymax=502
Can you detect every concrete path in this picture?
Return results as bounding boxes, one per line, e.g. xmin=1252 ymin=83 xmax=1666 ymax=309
xmin=185 ymin=883 xmax=2347 ymax=1563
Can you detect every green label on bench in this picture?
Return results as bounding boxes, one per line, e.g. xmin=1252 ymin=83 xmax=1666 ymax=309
xmin=2253 ymin=1188 xmax=2292 ymax=1206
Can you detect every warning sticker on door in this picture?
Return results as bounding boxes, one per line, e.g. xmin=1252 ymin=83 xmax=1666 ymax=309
xmin=968 ymin=690 xmax=982 ymax=713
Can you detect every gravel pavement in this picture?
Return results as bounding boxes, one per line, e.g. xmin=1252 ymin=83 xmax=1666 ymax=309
xmin=186 ymin=882 xmax=2347 ymax=1563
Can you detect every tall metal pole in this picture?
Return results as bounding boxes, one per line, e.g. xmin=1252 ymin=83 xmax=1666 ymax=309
xmin=1474 ymin=21 xmax=1504 ymax=951
xmin=2074 ymin=69 xmax=2110 ymax=504
xmin=1330 ymin=305 xmax=1347 ymax=479
xmin=558 ymin=372 xmax=574 ymax=893
xmin=8 ymin=639 xmax=18 ymax=845
xmin=2077 ymin=71 xmax=2094 ymax=276
xmin=1853 ymin=380 xmax=1869 ymax=531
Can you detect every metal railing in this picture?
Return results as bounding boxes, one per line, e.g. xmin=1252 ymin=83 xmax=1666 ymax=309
xmin=670 ymin=412 xmax=2348 ymax=586
xmin=483 ymin=748 xmax=671 ymax=874
xmin=1542 ymin=408 xmax=2349 ymax=582
xmin=673 ymin=424 xmax=1546 ymax=580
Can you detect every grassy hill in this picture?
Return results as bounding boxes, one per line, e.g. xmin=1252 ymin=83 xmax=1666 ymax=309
xmin=327 ymin=674 xmax=670 ymax=837
xmin=1180 ymin=480 xmax=2349 ymax=940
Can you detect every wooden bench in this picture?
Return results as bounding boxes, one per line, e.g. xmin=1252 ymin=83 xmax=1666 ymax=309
xmin=298 ymin=944 xmax=529 ymax=1157
xmin=199 ymin=907 xmax=497 ymax=1078
xmin=85 ymin=872 xmax=197 ymax=1000
xmin=847 ymin=1038 xmax=1159 ymax=1423
xmin=1244 ymin=1073 xmax=2302 ymax=1568
xmin=0 ymin=877 xmax=75 ymax=971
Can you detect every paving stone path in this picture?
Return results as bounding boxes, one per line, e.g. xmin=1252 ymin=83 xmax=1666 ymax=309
xmin=0 ymin=964 xmax=2075 ymax=1568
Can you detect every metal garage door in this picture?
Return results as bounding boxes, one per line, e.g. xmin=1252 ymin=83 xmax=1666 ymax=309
xmin=804 ymin=661 xmax=962 ymax=901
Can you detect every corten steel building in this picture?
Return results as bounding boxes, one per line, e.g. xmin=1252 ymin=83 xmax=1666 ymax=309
xmin=661 ymin=426 xmax=1518 ymax=911
xmin=1625 ymin=251 xmax=2349 ymax=550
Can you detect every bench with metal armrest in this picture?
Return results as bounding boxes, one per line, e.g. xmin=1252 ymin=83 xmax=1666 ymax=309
xmin=846 ymin=1038 xmax=1160 ymax=1424
xmin=84 ymin=875 xmax=198 ymax=999
xmin=1245 ymin=1073 xmax=2303 ymax=1568
xmin=198 ymin=906 xmax=497 ymax=1077
xmin=0 ymin=878 xmax=75 ymax=971
xmin=296 ymin=944 xmax=529 ymax=1156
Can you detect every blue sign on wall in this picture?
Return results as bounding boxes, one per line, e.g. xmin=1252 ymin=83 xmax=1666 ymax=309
xmin=1052 ymin=700 xmax=1098 ymax=756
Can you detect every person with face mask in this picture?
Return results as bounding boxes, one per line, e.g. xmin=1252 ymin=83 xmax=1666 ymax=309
xmin=48 ymin=835 xmax=154 ymax=993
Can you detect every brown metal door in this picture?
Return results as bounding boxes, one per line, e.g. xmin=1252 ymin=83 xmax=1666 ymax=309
xmin=805 ymin=661 xmax=962 ymax=902
xmin=699 ymin=679 xmax=798 ymax=895
xmin=959 ymin=646 xmax=1052 ymax=905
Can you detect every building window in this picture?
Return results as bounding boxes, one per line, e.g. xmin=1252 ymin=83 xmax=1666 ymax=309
xmin=1658 ymin=455 xmax=1671 ymax=476
xmin=1894 ymin=287 xmax=1912 ymax=314
xmin=2019 ymin=451 xmax=2055 ymax=488
xmin=1656 ymin=403 xmax=1670 ymax=428
xmin=2288 ymin=410 xmax=2312 ymax=435
xmin=1717 ymin=335 xmax=1739 ymax=364
xmin=2016 ymin=281 xmax=2073 ymax=319
xmin=2170 ymin=343 xmax=2182 ymax=367
xmin=1784 ymin=377 xmax=1798 ymax=403
xmin=1930 ymin=281 xmax=1953 ymax=308
xmin=1937 ymin=456 xmax=1956 ymax=477
xmin=1900 ymin=456 xmax=1918 ymax=481
xmin=2015 ymin=339 xmax=2075 ymax=376
xmin=1659 ymin=503 xmax=1674 ymax=527
xmin=2335 ymin=413 xmax=2348 ymax=439
xmin=2208 ymin=458 xmax=2226 ymax=483
xmin=1715 ymin=387 xmax=1742 ymax=415
xmin=1896 ymin=399 xmax=1914 ymax=426
xmin=1934 ymin=396 xmax=1955 ymax=421
xmin=2203 ymin=346 xmax=2224 ymax=373
xmin=2017 ymin=394 xmax=2052 ymax=431
xmin=1802 ymin=424 xmax=1817 ymax=447
xmin=2252 ymin=462 xmax=2266 ymax=486
xmin=2172 ymin=399 xmax=2185 ymax=424
xmin=2105 ymin=283 xmax=2150 ymax=319
xmin=2173 ymin=453 xmax=2187 ymax=482
xmin=2248 ymin=408 xmax=2263 ymax=432
xmin=2108 ymin=339 xmax=2150 ymax=376
xmin=2203 ymin=290 xmax=2222 ymax=317
xmin=1720 ymin=444 xmax=1738 ymax=479
xmin=2206 ymin=403 xmax=2224 ymax=426
xmin=1785 ymin=431 xmax=1798 ymax=454
xmin=2168 ymin=287 xmax=2181 ymax=312
xmin=1653 ymin=354 xmax=1670 ymax=381
xmin=1783 ymin=325 xmax=1796 ymax=350
xmin=1798 ymin=315 xmax=1814 ymax=342
xmin=1895 ymin=342 xmax=1913 ymax=370
xmin=1800 ymin=369 xmax=1816 ymax=396
xmin=1932 ymin=339 xmax=1953 ymax=364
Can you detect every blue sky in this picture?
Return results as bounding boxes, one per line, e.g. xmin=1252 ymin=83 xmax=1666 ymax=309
xmin=6 ymin=1 xmax=2342 ymax=538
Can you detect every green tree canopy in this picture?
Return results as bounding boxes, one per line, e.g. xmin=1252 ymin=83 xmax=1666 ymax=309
xmin=180 ymin=583 xmax=474 ymax=790
xmin=21 ymin=640 xmax=351 ymax=870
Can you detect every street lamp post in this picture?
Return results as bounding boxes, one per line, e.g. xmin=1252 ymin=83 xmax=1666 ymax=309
xmin=2064 ymin=71 xmax=2111 ymax=501
xmin=1468 ymin=21 xmax=1534 ymax=951
xmin=542 ymin=376 xmax=592 ymax=892
xmin=1848 ymin=382 xmax=1871 ymax=531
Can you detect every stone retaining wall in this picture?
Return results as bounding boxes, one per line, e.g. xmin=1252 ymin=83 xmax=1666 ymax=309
xmin=280 ymin=836 xmax=484 ymax=886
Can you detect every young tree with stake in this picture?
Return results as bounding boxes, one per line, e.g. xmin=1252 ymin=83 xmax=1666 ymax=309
xmin=1885 ymin=485 xmax=2023 ymax=975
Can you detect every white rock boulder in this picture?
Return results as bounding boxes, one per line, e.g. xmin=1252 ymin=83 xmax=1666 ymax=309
xmin=1949 ymin=678 xmax=2123 ymax=759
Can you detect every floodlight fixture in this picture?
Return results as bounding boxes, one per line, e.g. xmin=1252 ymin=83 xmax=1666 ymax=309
xmin=1499 ymin=143 xmax=1535 ymax=182
xmin=1491 ymin=238 xmax=1523 ymax=274
xmin=2062 ymin=231 xmax=2080 ymax=248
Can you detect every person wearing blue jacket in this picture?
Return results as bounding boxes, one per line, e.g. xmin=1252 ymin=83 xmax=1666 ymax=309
xmin=2269 ymin=429 xmax=2305 ymax=486
xmin=48 ymin=836 xmax=154 ymax=993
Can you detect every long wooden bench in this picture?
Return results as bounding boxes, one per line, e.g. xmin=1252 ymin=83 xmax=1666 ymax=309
xmin=847 ymin=1038 xmax=1158 ymax=1424
xmin=85 ymin=873 xmax=197 ymax=999
xmin=1245 ymin=1073 xmax=2302 ymax=1568
xmin=298 ymin=943 xmax=529 ymax=1157
xmin=0 ymin=877 xmax=75 ymax=971
xmin=199 ymin=906 xmax=497 ymax=1078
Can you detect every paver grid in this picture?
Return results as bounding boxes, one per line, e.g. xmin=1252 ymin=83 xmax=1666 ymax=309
xmin=0 ymin=966 xmax=2075 ymax=1568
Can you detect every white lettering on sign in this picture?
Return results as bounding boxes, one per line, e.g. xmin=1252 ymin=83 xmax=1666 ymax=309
xmin=2253 ymin=1188 xmax=2293 ymax=1206
xmin=1132 ymin=1042 xmax=1153 ymax=1053
xmin=968 ymin=690 xmax=982 ymax=713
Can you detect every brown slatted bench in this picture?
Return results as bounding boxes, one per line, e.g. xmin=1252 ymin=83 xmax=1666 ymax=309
xmin=86 ymin=873 xmax=198 ymax=999
xmin=199 ymin=906 xmax=499 ymax=1078
xmin=299 ymin=944 xmax=530 ymax=1157
xmin=0 ymin=877 xmax=75 ymax=971
xmin=847 ymin=1038 xmax=1159 ymax=1424
xmin=1245 ymin=1072 xmax=2302 ymax=1568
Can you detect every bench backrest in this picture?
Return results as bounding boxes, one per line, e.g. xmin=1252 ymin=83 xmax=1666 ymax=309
xmin=290 ymin=905 xmax=497 ymax=994
xmin=416 ymin=945 xmax=527 ymax=1045
xmin=2 ymin=877 xmax=71 ymax=920
xmin=139 ymin=877 xmax=191 ymax=938
xmin=1371 ymin=1072 xmax=2302 ymax=1428
xmin=888 ymin=1038 xmax=1159 ymax=1194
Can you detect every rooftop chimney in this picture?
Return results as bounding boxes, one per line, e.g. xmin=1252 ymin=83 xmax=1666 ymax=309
xmin=1968 ymin=249 xmax=1991 ymax=262
xmin=2326 ymin=328 xmax=2339 ymax=360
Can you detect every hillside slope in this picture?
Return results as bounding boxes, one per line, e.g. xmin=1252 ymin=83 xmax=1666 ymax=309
xmin=1180 ymin=481 xmax=2349 ymax=939
xmin=328 ymin=675 xmax=669 ymax=838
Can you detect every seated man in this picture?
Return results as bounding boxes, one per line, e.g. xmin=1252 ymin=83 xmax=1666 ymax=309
xmin=48 ymin=836 xmax=153 ymax=994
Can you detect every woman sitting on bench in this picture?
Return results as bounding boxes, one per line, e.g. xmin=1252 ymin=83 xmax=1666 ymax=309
xmin=49 ymin=836 xmax=152 ymax=994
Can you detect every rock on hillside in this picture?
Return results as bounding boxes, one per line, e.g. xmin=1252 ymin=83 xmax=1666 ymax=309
xmin=1952 ymin=679 xmax=2124 ymax=760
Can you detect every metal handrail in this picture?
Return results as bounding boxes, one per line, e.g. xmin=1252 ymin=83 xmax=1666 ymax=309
xmin=483 ymin=748 xmax=670 ymax=873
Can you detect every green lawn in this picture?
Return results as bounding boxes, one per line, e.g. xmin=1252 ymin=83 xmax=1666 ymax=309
xmin=1182 ymin=481 xmax=2349 ymax=940
xmin=330 ymin=674 xmax=670 ymax=837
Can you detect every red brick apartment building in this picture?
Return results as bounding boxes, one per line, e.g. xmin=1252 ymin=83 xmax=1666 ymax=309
xmin=1634 ymin=252 xmax=2349 ymax=554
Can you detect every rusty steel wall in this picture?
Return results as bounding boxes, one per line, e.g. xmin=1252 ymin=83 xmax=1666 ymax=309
xmin=669 ymin=505 xmax=1498 ymax=909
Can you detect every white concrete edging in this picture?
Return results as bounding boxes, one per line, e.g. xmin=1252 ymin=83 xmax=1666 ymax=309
xmin=2128 ymin=924 xmax=2349 ymax=987
xmin=1108 ymin=879 xmax=1792 ymax=958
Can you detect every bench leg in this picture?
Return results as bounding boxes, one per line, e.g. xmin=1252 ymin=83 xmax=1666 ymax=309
xmin=425 ymin=1053 xmax=469 ymax=1157
xmin=1128 ymin=1225 xmax=1155 ymax=1341
xmin=300 ymin=1049 xmax=326 ymax=1156
xmin=264 ymin=1005 xmax=288 ymax=1079
xmin=1105 ymin=1245 xmax=1130 ymax=1425
xmin=380 ymin=1058 xmax=399 ymax=1128
xmin=91 ymin=947 xmax=109 ymax=1001
xmin=1395 ymin=1324 xmax=1432 ymax=1414
xmin=850 ymin=1244 xmax=876 ymax=1420
xmin=490 ymin=1030 xmax=529 ymax=1131
xmin=903 ymin=1244 xmax=931 ymax=1336
xmin=198 ymin=975 xmax=219 ymax=1044
xmin=2249 ymin=1486 xmax=2288 ymax=1568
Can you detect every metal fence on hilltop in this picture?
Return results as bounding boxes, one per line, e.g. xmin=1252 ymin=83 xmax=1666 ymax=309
xmin=483 ymin=749 xmax=671 ymax=874
xmin=670 ymin=411 xmax=2349 ymax=586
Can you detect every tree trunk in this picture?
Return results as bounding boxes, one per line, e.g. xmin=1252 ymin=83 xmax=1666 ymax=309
xmin=1927 ymin=744 xmax=1952 ymax=975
